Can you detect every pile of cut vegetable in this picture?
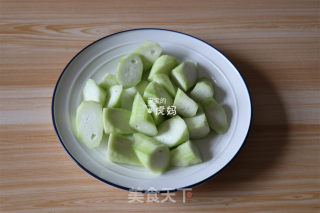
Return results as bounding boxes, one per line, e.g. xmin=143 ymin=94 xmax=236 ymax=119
xmin=75 ymin=41 xmax=229 ymax=174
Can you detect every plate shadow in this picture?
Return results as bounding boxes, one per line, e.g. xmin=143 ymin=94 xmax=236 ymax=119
xmin=193 ymin=50 xmax=289 ymax=193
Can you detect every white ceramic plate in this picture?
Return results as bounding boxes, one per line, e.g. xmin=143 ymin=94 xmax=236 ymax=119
xmin=52 ymin=29 xmax=251 ymax=192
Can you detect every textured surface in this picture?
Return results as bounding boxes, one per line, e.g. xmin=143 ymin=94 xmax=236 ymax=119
xmin=1 ymin=0 xmax=319 ymax=212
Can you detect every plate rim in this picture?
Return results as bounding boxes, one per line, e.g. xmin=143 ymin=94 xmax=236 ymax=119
xmin=51 ymin=28 xmax=252 ymax=193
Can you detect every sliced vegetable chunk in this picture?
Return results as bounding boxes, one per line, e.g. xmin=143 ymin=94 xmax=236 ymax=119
xmin=184 ymin=106 xmax=210 ymax=139
xmin=129 ymin=93 xmax=158 ymax=136
xmin=171 ymin=61 xmax=198 ymax=91
xmin=102 ymin=108 xmax=133 ymax=134
xmin=83 ymin=79 xmax=106 ymax=105
xmin=116 ymin=53 xmax=143 ymax=88
xmin=120 ymin=87 xmax=137 ymax=110
xmin=76 ymin=101 xmax=103 ymax=148
xmin=202 ymin=98 xmax=229 ymax=134
xmin=99 ymin=73 xmax=118 ymax=90
xmin=148 ymin=55 xmax=178 ymax=80
xmin=143 ymin=81 xmax=173 ymax=107
xmin=173 ymin=88 xmax=198 ymax=117
xmin=135 ymin=80 xmax=149 ymax=95
xmin=154 ymin=116 xmax=189 ymax=148
xmin=133 ymin=133 xmax=170 ymax=173
xmin=190 ymin=78 xmax=214 ymax=102
xmin=105 ymin=85 xmax=122 ymax=107
xmin=152 ymin=73 xmax=176 ymax=97
xmin=171 ymin=140 xmax=202 ymax=167
xmin=107 ymin=133 xmax=141 ymax=166
xmin=132 ymin=41 xmax=162 ymax=71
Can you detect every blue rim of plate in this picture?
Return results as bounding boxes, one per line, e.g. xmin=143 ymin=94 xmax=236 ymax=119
xmin=51 ymin=28 xmax=252 ymax=193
